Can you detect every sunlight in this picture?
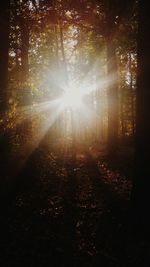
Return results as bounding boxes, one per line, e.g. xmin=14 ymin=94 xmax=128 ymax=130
xmin=61 ymin=85 xmax=84 ymax=109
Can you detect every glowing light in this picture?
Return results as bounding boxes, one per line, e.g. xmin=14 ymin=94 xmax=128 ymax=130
xmin=61 ymin=86 xmax=84 ymax=109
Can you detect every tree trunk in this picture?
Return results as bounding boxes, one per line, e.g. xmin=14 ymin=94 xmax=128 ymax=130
xmin=59 ymin=20 xmax=68 ymax=84
xmin=120 ymin=92 xmax=125 ymax=138
xmin=20 ymin=18 xmax=29 ymax=86
xmin=120 ymin=71 xmax=126 ymax=138
xmin=0 ymin=0 xmax=10 ymax=193
xmin=0 ymin=0 xmax=10 ymax=112
xmin=128 ymin=53 xmax=135 ymax=135
xmin=106 ymin=37 xmax=119 ymax=154
xmin=15 ymin=25 xmax=19 ymax=68
xmin=54 ymin=25 xmax=59 ymax=68
xmin=130 ymin=0 xmax=150 ymax=233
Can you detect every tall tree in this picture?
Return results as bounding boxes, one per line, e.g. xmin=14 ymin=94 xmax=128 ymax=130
xmin=101 ymin=0 xmax=135 ymax=153
xmin=20 ymin=16 xmax=30 ymax=85
xmin=18 ymin=0 xmax=30 ymax=86
xmin=0 ymin=0 xmax=10 ymax=112
xmin=105 ymin=29 xmax=119 ymax=154
xmin=131 ymin=0 xmax=150 ymax=232
xmin=0 ymin=1 xmax=10 ymax=192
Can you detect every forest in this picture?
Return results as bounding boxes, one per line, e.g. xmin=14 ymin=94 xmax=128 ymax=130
xmin=0 ymin=0 xmax=150 ymax=266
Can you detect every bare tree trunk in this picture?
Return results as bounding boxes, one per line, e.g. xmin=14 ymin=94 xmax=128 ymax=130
xmin=15 ymin=25 xmax=19 ymax=68
xmin=120 ymin=94 xmax=125 ymax=138
xmin=59 ymin=20 xmax=68 ymax=84
xmin=0 ymin=0 xmax=10 ymax=112
xmin=128 ymin=53 xmax=135 ymax=135
xmin=0 ymin=0 xmax=10 ymax=193
xmin=130 ymin=0 xmax=150 ymax=232
xmin=120 ymin=71 xmax=126 ymax=138
xmin=106 ymin=37 xmax=119 ymax=154
xmin=54 ymin=25 xmax=59 ymax=68
xmin=20 ymin=18 xmax=29 ymax=86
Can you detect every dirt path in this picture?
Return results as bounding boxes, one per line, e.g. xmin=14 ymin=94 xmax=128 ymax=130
xmin=0 ymin=142 xmax=147 ymax=267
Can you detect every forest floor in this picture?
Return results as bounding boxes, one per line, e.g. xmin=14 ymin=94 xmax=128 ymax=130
xmin=0 ymin=136 xmax=150 ymax=267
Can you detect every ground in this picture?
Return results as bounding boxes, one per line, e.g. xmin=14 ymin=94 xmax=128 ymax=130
xmin=0 ymin=136 xmax=150 ymax=267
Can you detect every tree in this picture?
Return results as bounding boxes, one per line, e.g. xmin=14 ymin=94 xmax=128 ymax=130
xmin=105 ymin=27 xmax=119 ymax=154
xmin=0 ymin=0 xmax=10 ymax=194
xmin=130 ymin=0 xmax=150 ymax=232
xmin=97 ymin=0 xmax=135 ymax=153
xmin=0 ymin=0 xmax=10 ymax=112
